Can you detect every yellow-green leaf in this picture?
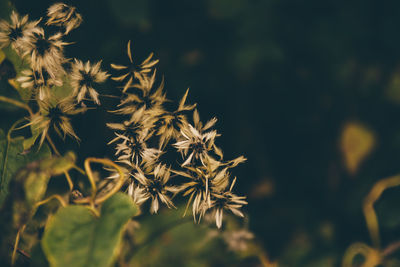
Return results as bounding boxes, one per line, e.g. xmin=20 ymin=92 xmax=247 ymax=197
xmin=42 ymin=193 xmax=138 ymax=267
xmin=0 ymin=129 xmax=51 ymax=206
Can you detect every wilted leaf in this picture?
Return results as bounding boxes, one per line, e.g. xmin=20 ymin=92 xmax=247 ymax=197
xmin=340 ymin=122 xmax=375 ymax=175
xmin=12 ymin=151 xmax=74 ymax=227
xmin=0 ymin=129 xmax=23 ymax=204
xmin=0 ymin=129 xmax=51 ymax=206
xmin=15 ymin=151 xmax=75 ymax=207
xmin=42 ymin=193 xmax=138 ymax=267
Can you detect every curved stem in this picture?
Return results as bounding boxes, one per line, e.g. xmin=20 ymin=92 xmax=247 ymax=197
xmin=7 ymin=118 xmax=27 ymax=141
xmin=12 ymin=195 xmax=66 ymax=264
xmin=74 ymin=158 xmax=125 ymax=205
xmin=363 ymin=175 xmax=400 ymax=249
xmin=92 ymin=159 xmax=125 ymax=204
xmin=72 ymin=164 xmax=86 ymax=175
xmin=342 ymin=242 xmax=381 ymax=267
xmin=63 ymin=171 xmax=74 ymax=191
xmin=84 ymin=158 xmax=99 ymax=204
xmin=0 ymin=96 xmax=33 ymax=116
xmin=34 ymin=194 xmax=67 ymax=209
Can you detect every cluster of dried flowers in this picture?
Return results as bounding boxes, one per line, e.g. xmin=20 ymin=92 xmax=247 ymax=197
xmin=0 ymin=3 xmax=247 ymax=228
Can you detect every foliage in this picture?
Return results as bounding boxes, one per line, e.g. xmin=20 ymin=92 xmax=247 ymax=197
xmin=42 ymin=193 xmax=138 ymax=267
xmin=1 ymin=0 xmax=400 ymax=266
xmin=0 ymin=1 xmax=254 ymax=267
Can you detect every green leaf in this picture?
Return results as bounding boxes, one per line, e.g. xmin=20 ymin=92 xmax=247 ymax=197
xmin=0 ymin=129 xmax=51 ymax=206
xmin=51 ymin=76 xmax=73 ymax=100
xmin=42 ymin=193 xmax=138 ymax=267
xmin=11 ymin=151 xmax=74 ymax=228
xmin=15 ymin=151 xmax=75 ymax=207
xmin=128 ymin=207 xmax=229 ymax=267
xmin=23 ymin=126 xmax=41 ymax=150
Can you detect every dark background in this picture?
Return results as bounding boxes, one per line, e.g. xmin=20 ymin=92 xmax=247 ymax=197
xmin=8 ymin=0 xmax=400 ymax=264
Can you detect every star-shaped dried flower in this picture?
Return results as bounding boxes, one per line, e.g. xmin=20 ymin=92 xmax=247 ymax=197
xmin=209 ymin=178 xmax=247 ymax=228
xmin=70 ymin=59 xmax=109 ymax=104
xmin=111 ymin=40 xmax=159 ymax=93
xmin=25 ymin=96 xmax=85 ymax=147
xmin=132 ymin=164 xmax=178 ymax=213
xmin=0 ymin=11 xmax=40 ymax=53
xmin=173 ymin=110 xmax=220 ymax=166
xmin=23 ymin=28 xmax=68 ymax=79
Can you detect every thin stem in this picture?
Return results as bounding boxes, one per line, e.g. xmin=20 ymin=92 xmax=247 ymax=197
xmin=11 ymin=245 xmax=30 ymax=260
xmin=46 ymin=135 xmax=60 ymax=156
xmin=11 ymin=224 xmax=26 ymax=265
xmin=34 ymin=194 xmax=67 ymax=209
xmin=84 ymin=158 xmax=99 ymax=204
xmin=64 ymin=171 xmax=74 ymax=191
xmin=93 ymin=159 xmax=125 ymax=204
xmin=7 ymin=118 xmax=27 ymax=141
xmin=382 ymin=240 xmax=400 ymax=258
xmin=0 ymin=96 xmax=33 ymax=116
xmin=363 ymin=175 xmax=400 ymax=249
xmin=72 ymin=164 xmax=86 ymax=175
xmin=342 ymin=242 xmax=381 ymax=267
xmin=73 ymin=158 xmax=125 ymax=205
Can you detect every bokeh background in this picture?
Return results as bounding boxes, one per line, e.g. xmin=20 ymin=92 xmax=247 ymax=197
xmin=3 ymin=0 xmax=400 ymax=265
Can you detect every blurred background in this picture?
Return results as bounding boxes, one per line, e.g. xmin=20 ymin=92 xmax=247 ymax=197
xmin=4 ymin=0 xmax=400 ymax=265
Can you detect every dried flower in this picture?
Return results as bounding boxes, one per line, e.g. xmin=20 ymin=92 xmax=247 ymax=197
xmin=0 ymin=11 xmax=39 ymax=53
xmin=70 ymin=59 xmax=109 ymax=104
xmin=108 ymin=126 xmax=161 ymax=168
xmin=111 ymin=40 xmax=159 ymax=93
xmin=132 ymin=164 xmax=178 ymax=213
xmin=23 ymin=28 xmax=68 ymax=79
xmin=16 ymin=68 xmax=62 ymax=100
xmin=46 ymin=3 xmax=83 ymax=34
xmin=25 ymin=97 xmax=85 ymax=146
xmin=114 ymin=70 xmax=166 ymax=123
xmin=156 ymin=89 xmax=196 ymax=148
xmin=173 ymin=110 xmax=219 ymax=166
xmin=176 ymin=164 xmax=233 ymax=221
xmin=209 ymin=178 xmax=247 ymax=229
